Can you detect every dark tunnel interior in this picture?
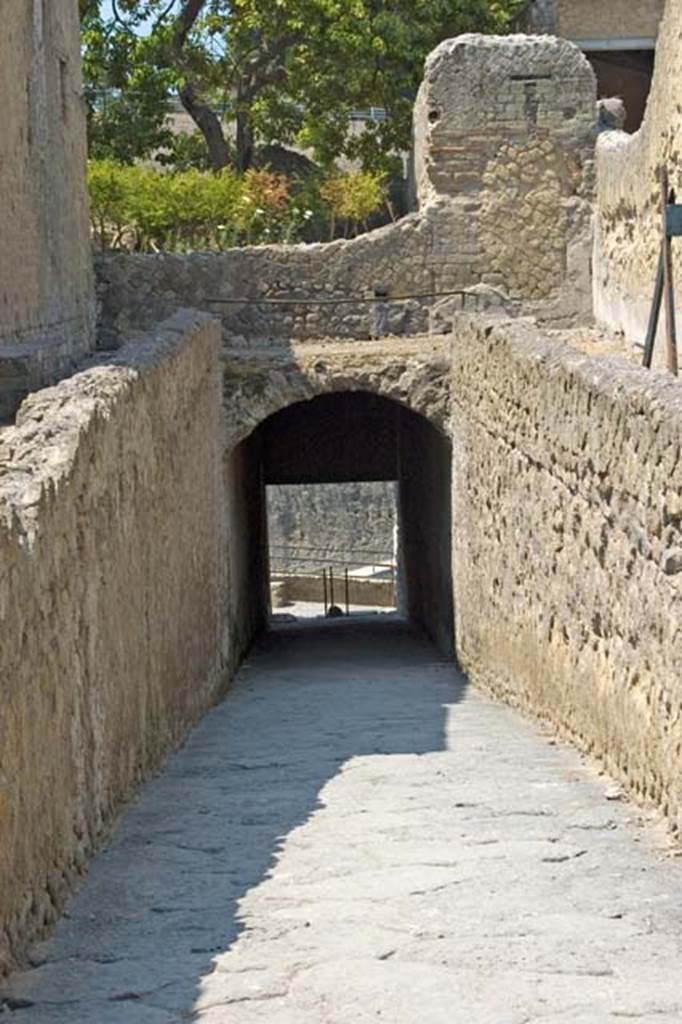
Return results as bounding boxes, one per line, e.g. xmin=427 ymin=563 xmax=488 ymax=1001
xmin=225 ymin=391 xmax=455 ymax=655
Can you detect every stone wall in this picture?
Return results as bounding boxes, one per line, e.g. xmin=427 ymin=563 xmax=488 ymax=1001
xmin=556 ymin=0 xmax=664 ymax=41
xmin=451 ymin=315 xmax=682 ymax=835
xmin=400 ymin=413 xmax=454 ymax=655
xmin=97 ymin=34 xmax=596 ymax=347
xmin=593 ymin=0 xmax=681 ymax=357
xmin=267 ymin=483 xmax=397 ymax=569
xmin=520 ymin=0 xmax=664 ymax=39
xmin=0 ymin=311 xmax=257 ymax=973
xmin=0 ymin=0 xmax=94 ymax=418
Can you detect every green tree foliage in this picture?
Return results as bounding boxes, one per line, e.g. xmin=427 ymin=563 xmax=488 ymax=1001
xmin=81 ymin=2 xmax=176 ymax=162
xmin=320 ymin=171 xmax=389 ymax=238
xmin=81 ymin=0 xmax=527 ymax=172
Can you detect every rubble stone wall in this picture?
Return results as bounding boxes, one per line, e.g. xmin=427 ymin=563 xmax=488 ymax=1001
xmin=0 ymin=312 xmax=248 ymax=973
xmin=0 ymin=0 xmax=94 ymax=417
xmin=97 ymin=35 xmax=596 ymax=347
xmin=452 ymin=316 xmax=682 ymax=835
xmin=593 ymin=0 xmax=680 ymax=356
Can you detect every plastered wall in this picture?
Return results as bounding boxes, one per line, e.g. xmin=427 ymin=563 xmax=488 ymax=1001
xmin=0 ymin=0 xmax=94 ymax=416
xmin=0 ymin=312 xmax=259 ymax=973
xmin=593 ymin=0 xmax=681 ymax=353
xmin=452 ymin=316 xmax=682 ymax=834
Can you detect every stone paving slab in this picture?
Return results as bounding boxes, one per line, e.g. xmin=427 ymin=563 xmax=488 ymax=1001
xmin=2 ymin=619 xmax=681 ymax=1022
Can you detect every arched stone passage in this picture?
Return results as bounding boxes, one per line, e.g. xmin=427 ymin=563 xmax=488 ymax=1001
xmin=226 ymin=389 xmax=454 ymax=655
xmin=222 ymin=336 xmax=451 ymax=450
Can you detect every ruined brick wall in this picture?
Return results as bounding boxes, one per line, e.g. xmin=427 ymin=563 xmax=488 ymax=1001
xmin=412 ymin=35 xmax=596 ymax=308
xmin=593 ymin=0 xmax=680 ymax=353
xmin=97 ymin=35 xmax=596 ymax=346
xmin=452 ymin=316 xmax=682 ymax=835
xmin=0 ymin=311 xmax=255 ymax=973
xmin=0 ymin=0 xmax=95 ymax=417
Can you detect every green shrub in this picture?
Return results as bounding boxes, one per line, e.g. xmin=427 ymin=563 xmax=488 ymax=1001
xmin=319 ymin=171 xmax=388 ymax=239
xmin=87 ymin=161 xmax=392 ymax=251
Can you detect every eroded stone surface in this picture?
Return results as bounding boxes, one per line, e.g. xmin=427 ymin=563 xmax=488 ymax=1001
xmin=452 ymin=315 xmax=682 ymax=836
xmin=222 ymin=336 xmax=452 ymax=447
xmin=0 ymin=312 xmax=243 ymax=975
xmin=3 ymin=619 xmax=681 ymax=1023
xmin=594 ymin=0 xmax=681 ymax=355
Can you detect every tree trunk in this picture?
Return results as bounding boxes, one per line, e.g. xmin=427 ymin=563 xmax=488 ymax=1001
xmin=179 ymin=83 xmax=231 ymax=171
xmin=235 ymin=102 xmax=255 ymax=173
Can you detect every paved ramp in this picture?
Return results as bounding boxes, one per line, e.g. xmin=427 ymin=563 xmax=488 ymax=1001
xmin=4 ymin=620 xmax=681 ymax=1022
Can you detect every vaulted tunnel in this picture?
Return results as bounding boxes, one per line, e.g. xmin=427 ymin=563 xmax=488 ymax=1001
xmin=226 ymin=391 xmax=454 ymax=655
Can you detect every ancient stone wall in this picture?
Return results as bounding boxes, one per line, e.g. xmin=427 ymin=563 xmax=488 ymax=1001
xmin=267 ymin=483 xmax=397 ymax=569
xmin=97 ymin=34 xmax=596 ymax=347
xmin=593 ymin=0 xmax=681 ymax=354
xmin=399 ymin=413 xmax=454 ymax=654
xmin=0 ymin=311 xmax=256 ymax=973
xmin=451 ymin=315 xmax=682 ymax=834
xmin=0 ymin=0 xmax=94 ymax=418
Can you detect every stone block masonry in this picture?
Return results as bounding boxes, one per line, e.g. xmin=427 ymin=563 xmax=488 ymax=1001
xmin=451 ymin=315 xmax=682 ymax=835
xmin=0 ymin=311 xmax=252 ymax=973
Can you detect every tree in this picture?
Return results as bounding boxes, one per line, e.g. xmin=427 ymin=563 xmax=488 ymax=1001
xmin=80 ymin=1 xmax=177 ymax=163
xmin=81 ymin=0 xmax=526 ymax=172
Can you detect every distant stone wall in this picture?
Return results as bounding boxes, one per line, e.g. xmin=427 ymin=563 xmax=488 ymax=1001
xmin=97 ymin=34 xmax=596 ymax=348
xmin=557 ymin=0 xmax=664 ymax=41
xmin=452 ymin=315 xmax=682 ymax=835
xmin=0 ymin=312 xmax=256 ymax=973
xmin=267 ymin=483 xmax=397 ymax=570
xmin=520 ymin=0 xmax=664 ymax=39
xmin=0 ymin=0 xmax=94 ymax=417
xmin=593 ymin=0 xmax=679 ymax=355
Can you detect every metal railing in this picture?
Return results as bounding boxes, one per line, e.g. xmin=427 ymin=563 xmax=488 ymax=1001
xmin=270 ymin=546 xmax=397 ymax=615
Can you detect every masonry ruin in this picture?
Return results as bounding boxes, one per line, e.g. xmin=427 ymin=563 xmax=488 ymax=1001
xmin=1 ymin=0 xmax=681 ymax=981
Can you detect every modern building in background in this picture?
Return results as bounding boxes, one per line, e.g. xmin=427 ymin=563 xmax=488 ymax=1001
xmin=519 ymin=0 xmax=665 ymax=131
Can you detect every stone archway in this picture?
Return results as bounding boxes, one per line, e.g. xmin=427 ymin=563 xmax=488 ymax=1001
xmin=224 ymin=380 xmax=455 ymax=655
xmin=221 ymin=337 xmax=452 ymax=451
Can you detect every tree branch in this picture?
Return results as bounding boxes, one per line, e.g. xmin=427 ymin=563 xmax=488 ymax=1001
xmin=241 ymin=32 xmax=302 ymax=99
xmin=173 ymin=0 xmax=207 ymax=51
